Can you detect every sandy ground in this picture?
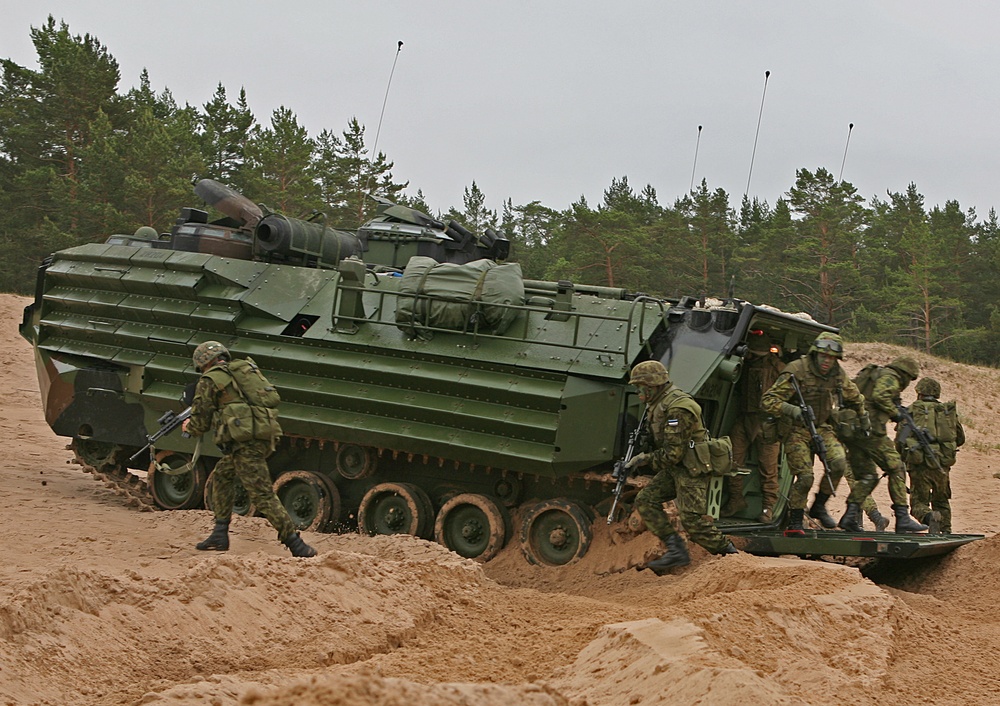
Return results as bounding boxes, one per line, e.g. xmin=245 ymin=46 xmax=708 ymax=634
xmin=3 ymin=292 xmax=1000 ymax=706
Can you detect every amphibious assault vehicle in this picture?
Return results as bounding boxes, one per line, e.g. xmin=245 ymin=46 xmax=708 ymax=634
xmin=19 ymin=180 xmax=980 ymax=565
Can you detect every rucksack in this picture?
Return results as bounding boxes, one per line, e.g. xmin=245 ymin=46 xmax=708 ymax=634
xmin=853 ymin=363 xmax=881 ymax=400
xmin=206 ymin=357 xmax=282 ymax=446
xmin=901 ymin=399 xmax=961 ymax=467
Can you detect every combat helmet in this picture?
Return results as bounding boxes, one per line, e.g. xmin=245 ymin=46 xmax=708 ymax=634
xmin=809 ymin=332 xmax=844 ymax=359
xmin=888 ymin=355 xmax=919 ymax=381
xmin=915 ymin=377 xmax=941 ymax=398
xmin=629 ymin=360 xmax=670 ymax=387
xmin=192 ymin=341 xmax=230 ymax=372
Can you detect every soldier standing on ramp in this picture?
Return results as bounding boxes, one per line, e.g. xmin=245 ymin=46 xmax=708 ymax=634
xmin=183 ymin=341 xmax=317 ymax=557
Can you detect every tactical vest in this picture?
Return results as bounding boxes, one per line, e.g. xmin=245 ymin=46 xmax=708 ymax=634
xmin=655 ymin=386 xmax=733 ymax=476
xmin=785 ymin=357 xmax=839 ymax=426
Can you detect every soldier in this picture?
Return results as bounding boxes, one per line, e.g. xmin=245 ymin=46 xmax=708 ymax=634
xmin=838 ymin=356 xmax=927 ymax=533
xmin=182 ymin=341 xmax=317 ymax=557
xmin=759 ymin=332 xmax=868 ymax=535
xmin=624 ymin=360 xmax=737 ymax=574
xmin=721 ymin=331 xmax=784 ymax=523
xmin=898 ymin=377 xmax=965 ymax=533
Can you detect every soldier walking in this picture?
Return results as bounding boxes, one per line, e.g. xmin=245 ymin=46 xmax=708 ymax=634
xmin=760 ymin=332 xmax=868 ymax=534
xmin=625 ymin=361 xmax=737 ymax=574
xmin=183 ymin=341 xmax=317 ymax=557
xmin=897 ymin=377 xmax=965 ymax=533
xmin=839 ymin=356 xmax=927 ymax=533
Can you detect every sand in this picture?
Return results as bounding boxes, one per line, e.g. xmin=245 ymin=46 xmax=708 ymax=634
xmin=3 ymin=292 xmax=1000 ymax=706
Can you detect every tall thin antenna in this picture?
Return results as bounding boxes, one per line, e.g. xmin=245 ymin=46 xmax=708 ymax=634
xmin=371 ymin=40 xmax=403 ymax=162
xmin=745 ymin=70 xmax=770 ymax=199
xmin=690 ymin=125 xmax=703 ymax=193
xmin=839 ymin=122 xmax=854 ymax=182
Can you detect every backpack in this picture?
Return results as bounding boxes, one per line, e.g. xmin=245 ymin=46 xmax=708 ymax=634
xmin=853 ymin=363 xmax=881 ymax=400
xmin=206 ymin=357 xmax=282 ymax=446
xmin=902 ymin=399 xmax=961 ymax=467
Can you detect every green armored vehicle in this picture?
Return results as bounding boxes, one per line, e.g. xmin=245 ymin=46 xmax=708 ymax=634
xmin=19 ymin=180 xmax=980 ymax=565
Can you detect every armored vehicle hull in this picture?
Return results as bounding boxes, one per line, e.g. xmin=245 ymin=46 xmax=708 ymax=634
xmin=19 ymin=183 xmax=982 ymax=565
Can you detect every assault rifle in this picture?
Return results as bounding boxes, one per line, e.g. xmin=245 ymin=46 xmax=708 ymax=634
xmin=896 ymin=404 xmax=944 ymax=473
xmin=607 ymin=409 xmax=649 ymax=524
xmin=788 ymin=374 xmax=837 ymax=496
xmin=129 ymin=407 xmax=192 ymax=463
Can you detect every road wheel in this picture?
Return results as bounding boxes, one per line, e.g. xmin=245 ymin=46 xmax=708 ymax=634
xmin=519 ymin=498 xmax=593 ymax=566
xmin=273 ymin=470 xmax=334 ymax=532
xmin=148 ymin=450 xmax=206 ymax=510
xmin=358 ymin=482 xmax=434 ymax=539
xmin=434 ymin=493 xmax=508 ymax=561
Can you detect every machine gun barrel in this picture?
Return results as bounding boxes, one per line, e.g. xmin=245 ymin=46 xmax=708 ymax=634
xmin=129 ymin=407 xmax=192 ymax=463
xmin=607 ymin=410 xmax=648 ymax=524
xmin=788 ymin=374 xmax=836 ymax=496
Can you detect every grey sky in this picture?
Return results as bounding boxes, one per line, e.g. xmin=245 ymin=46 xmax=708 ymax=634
xmin=3 ymin=1 xmax=998 ymax=220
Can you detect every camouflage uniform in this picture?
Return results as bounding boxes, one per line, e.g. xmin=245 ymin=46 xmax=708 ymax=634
xmin=900 ymin=379 xmax=965 ymax=533
xmin=633 ymin=384 xmax=731 ymax=555
xmin=187 ymin=364 xmax=297 ymax=542
xmin=759 ymin=355 xmax=865 ymax=510
xmin=844 ymin=366 xmax=910 ymax=507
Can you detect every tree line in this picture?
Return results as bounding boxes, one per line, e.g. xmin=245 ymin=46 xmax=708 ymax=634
xmin=3 ymin=18 xmax=1000 ymax=366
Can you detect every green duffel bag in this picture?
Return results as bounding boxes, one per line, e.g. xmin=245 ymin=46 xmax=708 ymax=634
xmin=395 ymin=256 xmax=525 ymax=338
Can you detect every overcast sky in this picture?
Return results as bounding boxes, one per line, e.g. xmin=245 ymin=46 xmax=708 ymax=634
xmin=3 ymin=1 xmax=998 ymax=220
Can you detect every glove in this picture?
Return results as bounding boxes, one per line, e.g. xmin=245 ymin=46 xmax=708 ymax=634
xmin=624 ymin=452 xmax=652 ymax=470
xmin=780 ymin=402 xmax=803 ymax=422
xmin=858 ymin=412 xmax=872 ymax=437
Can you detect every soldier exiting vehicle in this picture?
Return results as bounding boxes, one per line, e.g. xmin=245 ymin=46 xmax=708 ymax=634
xmin=760 ymin=332 xmax=868 ymax=535
xmin=897 ymin=377 xmax=965 ymax=533
xmin=183 ymin=341 xmax=317 ymax=557
xmin=721 ymin=331 xmax=784 ymax=523
xmin=839 ymin=356 xmax=927 ymax=534
xmin=624 ymin=361 xmax=737 ymax=574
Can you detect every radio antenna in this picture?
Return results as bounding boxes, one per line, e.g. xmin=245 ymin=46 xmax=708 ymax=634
xmin=744 ymin=70 xmax=770 ymax=199
xmin=371 ymin=40 xmax=403 ymax=163
xmin=839 ymin=122 xmax=854 ymax=182
xmin=690 ymin=125 xmax=703 ymax=193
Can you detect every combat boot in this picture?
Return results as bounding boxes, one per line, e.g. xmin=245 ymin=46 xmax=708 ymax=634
xmin=719 ymin=541 xmax=739 ymax=555
xmin=757 ymin=506 xmax=774 ymax=524
xmin=783 ymin=508 xmax=806 ymax=537
xmin=720 ymin=493 xmax=748 ymax=517
xmin=808 ymin=492 xmax=837 ymax=529
xmin=646 ymin=533 xmax=690 ymax=574
xmin=282 ymin=532 xmax=318 ymax=558
xmin=867 ymin=507 xmax=890 ymax=532
xmin=922 ymin=511 xmax=942 ymax=534
xmin=893 ymin=504 xmax=928 ymax=534
xmin=196 ymin=519 xmax=230 ymax=551
xmin=838 ymin=502 xmax=863 ymax=532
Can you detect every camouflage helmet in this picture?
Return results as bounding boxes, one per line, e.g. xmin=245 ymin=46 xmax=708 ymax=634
xmin=192 ymin=341 xmax=229 ymax=371
xmin=888 ymin=355 xmax=919 ymax=380
xmin=915 ymin=377 xmax=941 ymax=398
xmin=809 ymin=332 xmax=844 ymax=359
xmin=629 ymin=360 xmax=670 ymax=387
